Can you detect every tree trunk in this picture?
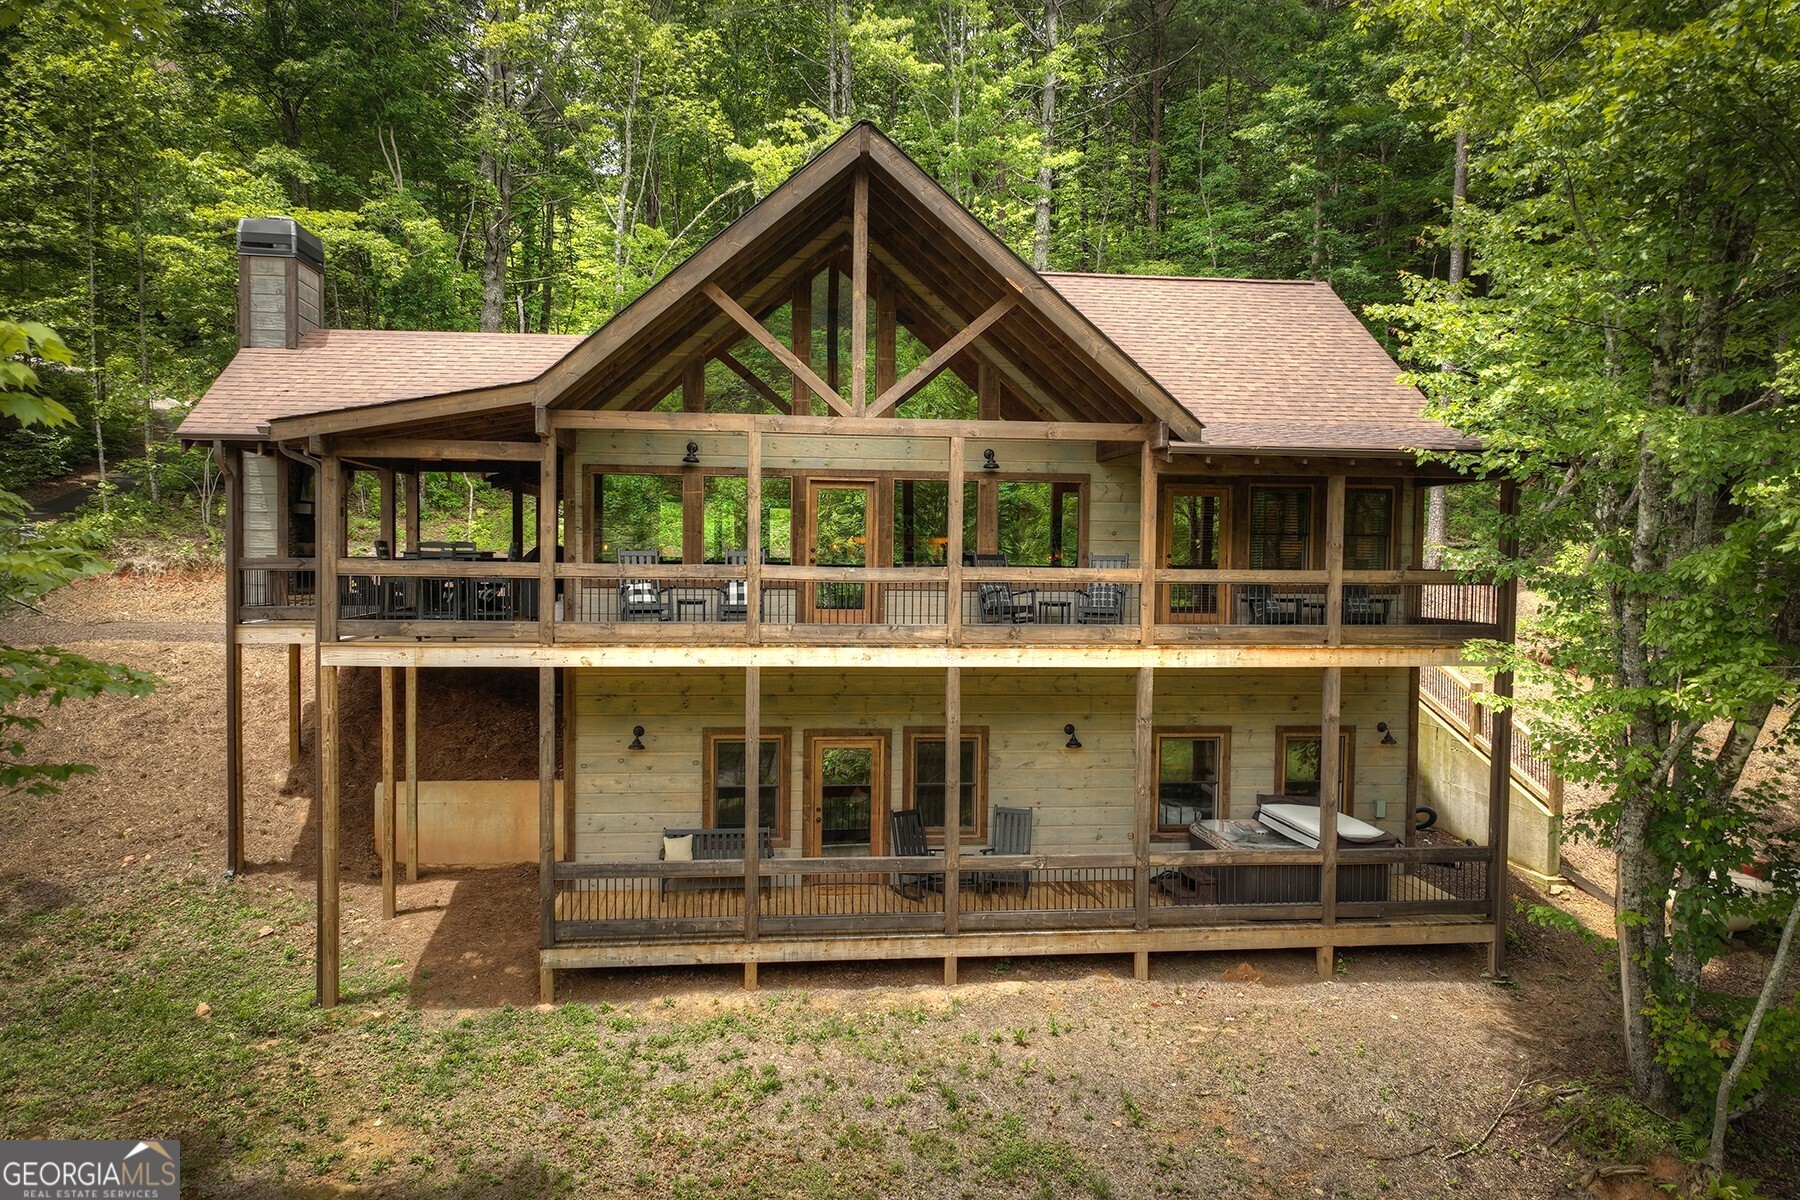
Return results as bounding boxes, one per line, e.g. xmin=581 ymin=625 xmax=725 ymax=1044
xmin=86 ymin=132 xmax=107 ymax=514
xmin=1145 ymin=0 xmax=1172 ymax=246
xmin=1708 ymin=894 xmax=1800 ymax=1173
xmin=1031 ymin=0 xmax=1060 ymax=272
xmin=134 ymin=178 xmax=156 ymax=505
xmin=478 ymin=37 xmax=512 ymax=334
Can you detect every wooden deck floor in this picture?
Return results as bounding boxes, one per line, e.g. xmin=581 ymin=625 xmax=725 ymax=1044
xmin=554 ymin=870 xmax=1475 ymax=924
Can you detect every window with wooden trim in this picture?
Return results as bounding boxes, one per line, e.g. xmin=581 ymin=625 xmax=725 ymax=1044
xmin=1155 ymin=729 xmax=1229 ymax=832
xmin=1249 ymin=486 xmax=1312 ymax=570
xmin=703 ymin=728 xmax=791 ymax=844
xmin=1275 ymin=727 xmax=1355 ymax=814
xmin=902 ymin=726 xmax=988 ymax=841
xmin=592 ymin=472 xmax=682 ymax=562
xmin=892 ymin=479 xmax=951 ymax=566
xmin=702 ymin=475 xmax=792 ymax=564
xmin=1344 ymin=487 xmax=1394 ymax=571
xmin=994 ymin=480 xmax=1083 ymax=566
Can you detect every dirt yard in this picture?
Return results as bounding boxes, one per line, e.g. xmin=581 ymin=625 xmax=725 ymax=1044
xmin=1 ymin=571 xmax=1794 ymax=1198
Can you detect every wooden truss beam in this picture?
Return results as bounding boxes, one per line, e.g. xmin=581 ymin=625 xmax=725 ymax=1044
xmin=868 ymin=295 xmax=1019 ymax=418
xmin=703 ymin=281 xmax=852 ymax=417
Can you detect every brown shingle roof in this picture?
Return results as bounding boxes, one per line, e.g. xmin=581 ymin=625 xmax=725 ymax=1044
xmin=180 ymin=275 xmax=1470 ymax=455
xmin=176 ymin=329 xmax=583 ymax=440
xmin=1044 ymin=273 xmax=1472 ymax=453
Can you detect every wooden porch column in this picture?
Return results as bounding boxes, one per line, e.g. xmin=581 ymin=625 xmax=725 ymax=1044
xmin=1487 ymin=479 xmax=1521 ymax=978
xmin=380 ymin=666 xmax=396 ymax=919
xmin=378 ymin=466 xmax=396 ymax=555
xmin=404 ymin=665 xmax=419 ymax=882
xmin=1324 ymin=475 xmax=1347 ymax=645
xmin=743 ymin=665 xmax=761 ymax=986
xmin=875 ymin=269 xmax=896 ymax=397
xmin=539 ymin=665 xmax=556 ymax=1001
xmin=539 ymin=436 xmax=558 ymax=643
xmin=316 ymin=662 xmax=340 ymax=1008
xmin=790 ymin=277 xmax=812 ymax=415
xmin=1318 ymin=666 xmax=1343 ymax=976
xmin=851 ymin=169 xmax=869 ymax=415
xmin=317 ymin=454 xmax=342 ymax=647
xmin=286 ymin=642 xmax=303 ymax=767
xmin=746 ymin=427 xmax=762 ymax=644
xmin=682 ymin=363 xmax=704 ymax=562
xmin=1133 ymin=667 xmax=1154 ymax=938
xmin=220 ymin=446 xmax=244 ymax=876
xmin=403 ymin=471 xmax=421 ymax=552
xmin=510 ymin=478 xmax=525 ymax=562
xmin=826 ymin=265 xmax=841 ymax=394
xmin=976 ymin=366 xmax=999 ymax=555
xmin=947 ymin=436 xmax=965 ymax=644
xmin=943 ymin=665 xmax=962 ymax=980
xmin=1138 ymin=441 xmax=1157 ymax=643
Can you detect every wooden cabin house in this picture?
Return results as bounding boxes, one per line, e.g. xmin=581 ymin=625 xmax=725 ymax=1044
xmin=179 ymin=125 xmax=1517 ymax=1007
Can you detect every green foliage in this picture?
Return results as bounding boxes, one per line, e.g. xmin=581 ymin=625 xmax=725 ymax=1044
xmin=1376 ymin=0 xmax=1800 ymax=1114
xmin=1 ymin=315 xmax=159 ymax=794
xmin=1648 ymin=989 xmax=1800 ymax=1130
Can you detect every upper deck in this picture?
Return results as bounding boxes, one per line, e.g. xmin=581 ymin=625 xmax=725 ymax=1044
xmin=231 ymin=413 xmax=1503 ymax=666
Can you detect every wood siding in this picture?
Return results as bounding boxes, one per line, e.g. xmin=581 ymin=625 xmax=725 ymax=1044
xmin=569 ymin=667 xmax=1412 ymax=860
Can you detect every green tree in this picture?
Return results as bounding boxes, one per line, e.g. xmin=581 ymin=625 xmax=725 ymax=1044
xmin=0 ymin=320 xmax=157 ymax=794
xmin=1377 ymin=0 xmax=1800 ymax=1149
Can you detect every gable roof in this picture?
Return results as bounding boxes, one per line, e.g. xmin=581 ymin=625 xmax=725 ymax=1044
xmin=1044 ymin=274 xmax=1472 ymax=453
xmin=179 ymin=124 xmax=1464 ymax=456
xmin=178 ymin=329 xmax=581 ymax=441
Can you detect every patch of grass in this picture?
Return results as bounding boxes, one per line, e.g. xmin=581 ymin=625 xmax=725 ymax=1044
xmin=980 ymin=1113 xmax=1112 ymax=1197
xmin=1547 ymin=1084 xmax=1679 ymax=1163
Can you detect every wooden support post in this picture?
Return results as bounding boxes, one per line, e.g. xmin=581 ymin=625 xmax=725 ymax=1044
xmin=944 ymin=665 xmax=962 ymax=937
xmin=404 ymin=665 xmax=419 ymax=882
xmin=1325 ymin=474 xmax=1346 ymax=645
xmin=682 ymin=363 xmax=705 ymax=560
xmin=318 ymin=455 xmax=342 ymax=647
xmin=851 ymin=168 xmax=869 ymax=415
xmin=381 ymin=666 xmax=396 ymax=920
xmin=539 ymin=666 xmax=556 ymax=953
xmin=875 ymin=269 xmax=896 ymax=397
xmin=826 ymin=263 xmax=841 ymax=395
xmin=403 ymin=471 xmax=421 ymax=552
xmin=976 ymin=366 xmax=999 ymax=555
xmin=946 ymin=437 xmax=965 ymax=644
xmin=539 ymin=965 xmax=554 ymax=1004
xmin=1134 ymin=949 xmax=1150 ymax=982
xmin=378 ymin=466 xmax=396 ymax=555
xmin=286 ymin=642 xmax=302 ymax=767
xmin=744 ymin=961 xmax=759 ymax=991
xmin=746 ymin=429 xmax=762 ymax=644
xmin=1139 ymin=442 xmax=1157 ymax=643
xmin=744 ymin=665 xmax=761 ymax=949
xmin=1320 ymin=666 xmax=1343 ymax=932
xmin=316 ymin=663 xmax=340 ymax=1008
xmin=943 ymin=955 xmax=958 ymax=986
xmin=510 ymin=480 xmax=525 ymax=562
xmin=539 ymin=436 xmax=558 ymax=642
xmin=1405 ymin=667 xmax=1422 ymax=847
xmin=1317 ymin=945 xmax=1335 ymax=978
xmin=1487 ymin=479 xmax=1521 ymax=979
xmin=791 ymin=277 xmax=812 ymax=416
xmin=1133 ymin=666 xmax=1154 ymax=930
xmin=221 ymin=448 xmax=243 ymax=875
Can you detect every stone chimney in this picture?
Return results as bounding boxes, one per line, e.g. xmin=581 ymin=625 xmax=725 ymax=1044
xmin=235 ymin=217 xmax=324 ymax=349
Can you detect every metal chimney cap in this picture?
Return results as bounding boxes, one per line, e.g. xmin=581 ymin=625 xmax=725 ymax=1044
xmin=235 ymin=216 xmax=324 ymax=272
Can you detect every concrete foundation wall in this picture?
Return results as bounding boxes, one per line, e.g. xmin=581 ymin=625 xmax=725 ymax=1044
xmin=1417 ymin=704 xmax=1560 ymax=881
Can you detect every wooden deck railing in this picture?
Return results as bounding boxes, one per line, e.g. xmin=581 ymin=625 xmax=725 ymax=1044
xmin=548 ymin=844 xmax=1492 ymax=947
xmin=252 ymin=556 xmax=1501 ymax=649
xmin=1421 ymin=665 xmax=1560 ymax=802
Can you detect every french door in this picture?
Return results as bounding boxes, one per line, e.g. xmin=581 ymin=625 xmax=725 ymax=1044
xmin=804 ymin=479 xmax=877 ymax=622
